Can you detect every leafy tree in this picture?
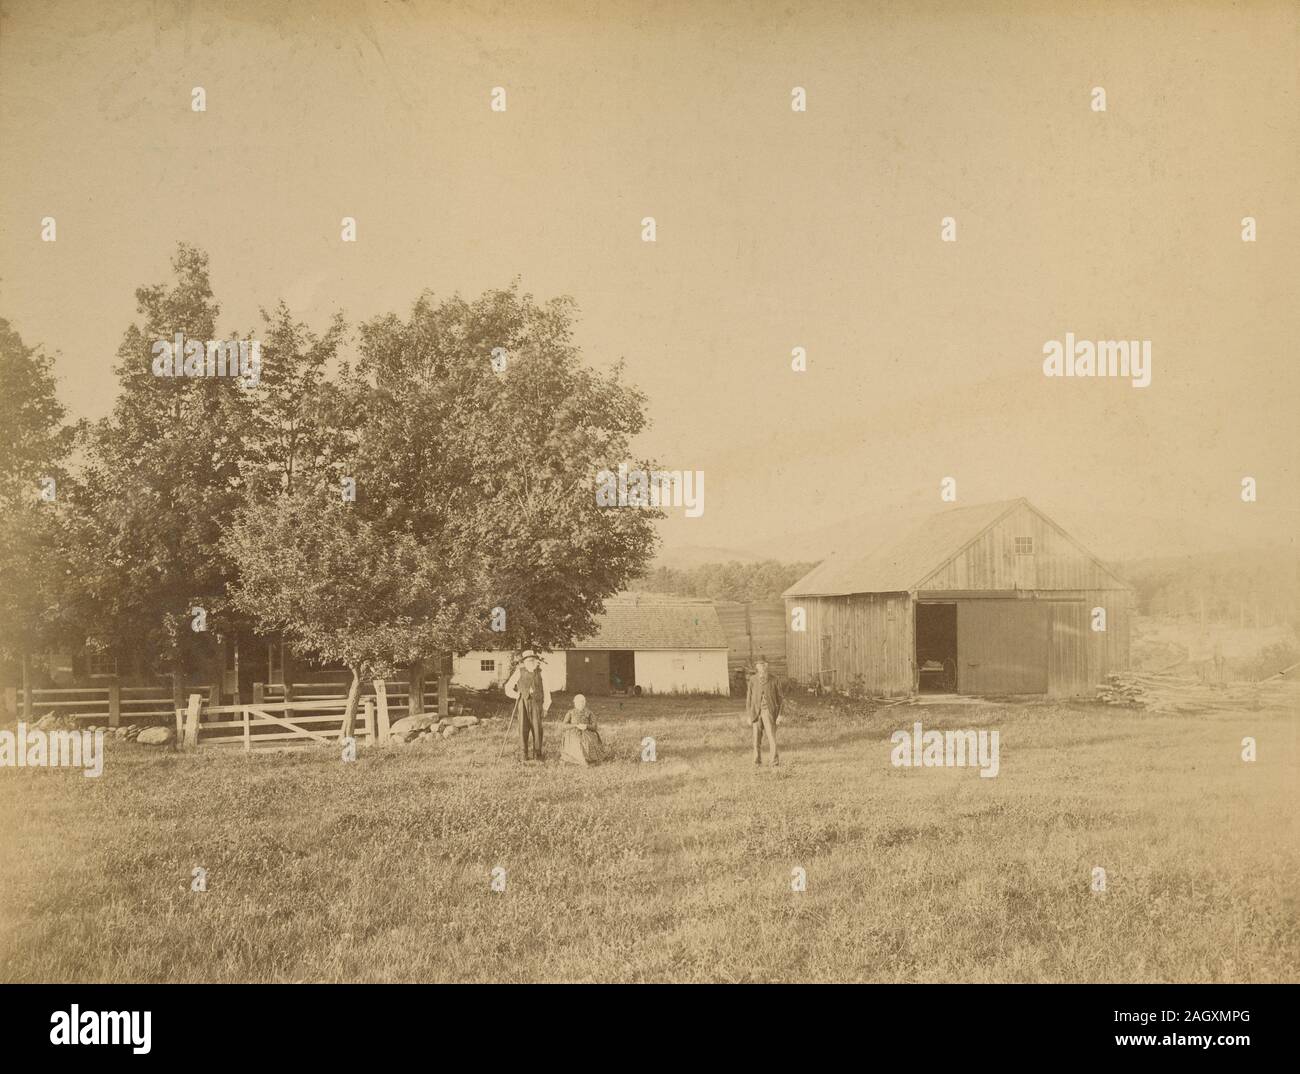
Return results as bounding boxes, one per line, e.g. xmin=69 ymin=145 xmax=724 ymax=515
xmin=0 ymin=318 xmax=77 ymax=716
xmin=236 ymin=302 xmax=353 ymax=693
xmin=236 ymin=284 xmax=660 ymax=718
xmin=228 ymin=492 xmax=456 ymax=732
xmin=242 ymin=302 xmax=351 ymax=499
xmin=0 ymin=318 xmax=75 ymax=502
xmin=73 ymin=244 xmax=253 ymax=705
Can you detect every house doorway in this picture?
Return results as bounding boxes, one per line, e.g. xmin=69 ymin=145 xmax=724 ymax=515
xmin=915 ymin=602 xmax=957 ymax=693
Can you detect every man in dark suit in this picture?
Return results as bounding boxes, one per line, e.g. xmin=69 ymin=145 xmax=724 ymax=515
xmin=504 ymin=650 xmax=552 ymax=761
xmin=746 ymin=655 xmax=783 ymax=766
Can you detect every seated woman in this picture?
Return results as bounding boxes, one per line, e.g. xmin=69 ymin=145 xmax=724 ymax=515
xmin=559 ymin=694 xmax=607 ymax=766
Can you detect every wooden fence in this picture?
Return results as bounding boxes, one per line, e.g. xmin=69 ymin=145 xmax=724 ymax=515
xmin=176 ymin=693 xmax=377 ymax=751
xmin=176 ymin=678 xmax=409 ymax=751
xmin=253 ymin=680 xmax=437 ymax=718
xmin=15 ymin=683 xmax=219 ymax=726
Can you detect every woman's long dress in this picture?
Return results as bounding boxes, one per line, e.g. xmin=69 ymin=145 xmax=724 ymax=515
xmin=560 ymin=711 xmax=606 ymax=766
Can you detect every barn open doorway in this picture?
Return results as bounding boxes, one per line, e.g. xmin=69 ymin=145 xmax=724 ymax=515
xmin=609 ymin=650 xmax=636 ymax=694
xmin=915 ymin=602 xmax=957 ymax=693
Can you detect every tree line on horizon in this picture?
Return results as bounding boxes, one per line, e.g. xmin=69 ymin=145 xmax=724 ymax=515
xmin=635 ymin=560 xmax=816 ymax=603
xmin=0 ymin=243 xmax=661 ymax=728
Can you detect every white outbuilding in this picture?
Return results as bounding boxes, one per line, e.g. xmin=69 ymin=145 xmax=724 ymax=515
xmin=452 ymin=594 xmax=730 ymax=697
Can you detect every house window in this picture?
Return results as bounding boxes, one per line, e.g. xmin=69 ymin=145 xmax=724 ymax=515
xmin=1015 ymin=536 xmax=1034 ymax=555
xmin=87 ymin=652 xmax=118 ymax=677
xmin=480 ymin=659 xmax=495 ymax=672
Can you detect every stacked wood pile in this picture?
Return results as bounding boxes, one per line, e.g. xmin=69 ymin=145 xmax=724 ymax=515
xmin=1096 ymin=674 xmax=1149 ymax=706
xmin=1097 ymin=671 xmax=1298 ymax=715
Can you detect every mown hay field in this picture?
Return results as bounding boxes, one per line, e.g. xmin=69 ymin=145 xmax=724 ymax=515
xmin=1 ymin=693 xmax=1295 ymax=982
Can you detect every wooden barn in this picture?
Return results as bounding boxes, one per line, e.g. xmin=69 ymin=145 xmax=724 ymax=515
xmin=714 ymin=599 xmax=788 ymax=678
xmin=783 ymin=499 xmax=1131 ymax=697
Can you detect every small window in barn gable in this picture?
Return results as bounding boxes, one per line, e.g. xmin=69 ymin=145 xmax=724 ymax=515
xmin=480 ymin=659 xmax=495 ymax=672
xmin=1015 ymin=536 xmax=1034 ymax=555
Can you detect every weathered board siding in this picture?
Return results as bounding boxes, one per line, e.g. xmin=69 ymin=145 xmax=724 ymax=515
xmin=714 ymin=600 xmax=788 ymax=675
xmin=1048 ymin=602 xmax=1090 ymax=698
xmin=784 ymin=593 xmax=913 ymax=696
xmin=918 ymin=501 xmax=1129 ymax=592
xmin=787 ymin=588 xmax=1129 ymax=697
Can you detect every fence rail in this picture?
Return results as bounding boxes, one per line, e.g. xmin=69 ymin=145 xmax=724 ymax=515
xmin=254 ymin=680 xmax=439 ymax=718
xmin=15 ymin=684 xmax=219 ymax=726
xmin=177 ymin=694 xmax=376 ymax=751
xmin=174 ymin=678 xmax=426 ymax=751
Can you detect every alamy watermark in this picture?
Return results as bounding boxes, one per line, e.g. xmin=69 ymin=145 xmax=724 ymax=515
xmin=0 ymin=723 xmax=105 ymax=777
xmin=1043 ymin=333 xmax=1151 ymax=388
xmin=890 ymin=721 xmax=999 ymax=778
xmin=151 ymin=332 xmax=261 ymax=386
xmin=596 ymin=462 xmax=704 ymax=518
xmin=50 ymin=1005 xmax=150 ymax=1054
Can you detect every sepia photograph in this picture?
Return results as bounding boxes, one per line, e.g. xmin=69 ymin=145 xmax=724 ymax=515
xmin=0 ymin=0 xmax=1295 ymax=1054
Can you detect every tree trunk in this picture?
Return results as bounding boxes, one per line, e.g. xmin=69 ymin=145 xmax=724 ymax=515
xmin=341 ymin=669 xmax=362 ymax=738
xmin=409 ymin=659 xmax=425 ymax=716
xmin=21 ymin=651 xmax=32 ymax=721
xmin=438 ymin=651 xmax=451 ymax=718
xmin=281 ymin=642 xmax=295 ymax=703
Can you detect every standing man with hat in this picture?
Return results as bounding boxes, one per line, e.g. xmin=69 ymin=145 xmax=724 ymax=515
xmin=504 ymin=650 xmax=552 ymax=761
xmin=746 ymin=655 xmax=783 ymax=766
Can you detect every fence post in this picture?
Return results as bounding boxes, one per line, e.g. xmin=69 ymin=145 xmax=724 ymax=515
xmin=363 ymin=698 xmax=375 ymax=744
xmin=438 ymin=652 xmax=450 ymax=718
xmin=21 ymin=653 xmax=32 ymax=721
xmin=108 ymin=680 xmax=121 ymax=728
xmin=374 ymin=680 xmax=391 ymax=744
xmin=183 ymin=693 xmax=203 ymax=749
xmin=253 ymin=682 xmax=264 ymax=705
xmin=242 ymin=705 xmax=251 ymax=752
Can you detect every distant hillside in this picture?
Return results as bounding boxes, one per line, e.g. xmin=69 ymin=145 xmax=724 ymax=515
xmin=649 ymin=545 xmax=765 ymax=571
xmin=747 ymin=502 xmax=1293 ymax=566
xmin=1118 ymin=547 xmax=1300 ymax=627
xmin=653 ymin=508 xmax=1299 ymax=615
xmin=635 ymin=559 xmax=816 ymax=603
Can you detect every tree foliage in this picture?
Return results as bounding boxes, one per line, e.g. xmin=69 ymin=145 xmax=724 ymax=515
xmin=0 ymin=318 xmax=76 ymax=670
xmin=637 ymin=559 xmax=816 ymax=603
xmin=71 ymin=244 xmax=251 ymax=683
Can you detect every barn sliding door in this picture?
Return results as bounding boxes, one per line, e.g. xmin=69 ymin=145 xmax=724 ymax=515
xmin=956 ymin=600 xmax=1048 ymax=695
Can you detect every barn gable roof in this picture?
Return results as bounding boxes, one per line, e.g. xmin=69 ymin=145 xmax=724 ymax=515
xmin=782 ymin=498 xmax=1127 ymax=597
xmin=572 ymin=593 xmax=729 ymax=650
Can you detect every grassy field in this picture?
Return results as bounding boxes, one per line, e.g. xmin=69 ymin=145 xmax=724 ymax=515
xmin=1 ymin=692 xmax=1296 ymax=982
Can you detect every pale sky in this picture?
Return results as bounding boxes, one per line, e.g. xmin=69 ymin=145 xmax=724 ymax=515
xmin=2 ymin=0 xmax=1296 ymax=559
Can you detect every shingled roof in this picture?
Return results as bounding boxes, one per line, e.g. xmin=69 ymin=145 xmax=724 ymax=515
xmin=572 ymin=594 xmax=729 ymax=650
xmin=783 ymin=499 xmax=1025 ymax=597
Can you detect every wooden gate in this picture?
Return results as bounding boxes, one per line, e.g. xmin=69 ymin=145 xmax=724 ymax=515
xmin=179 ymin=697 xmax=376 ymax=751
